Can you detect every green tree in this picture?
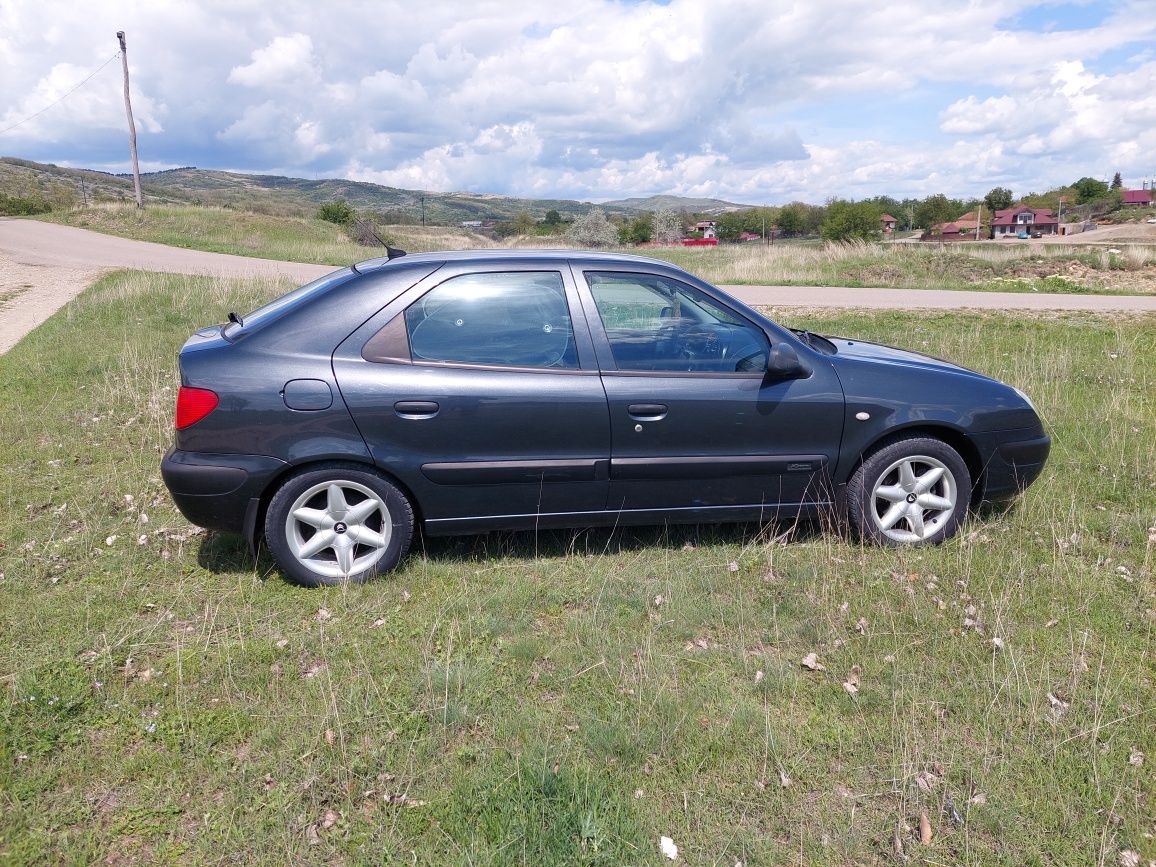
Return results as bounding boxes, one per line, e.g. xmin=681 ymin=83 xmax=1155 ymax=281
xmin=1072 ymin=177 xmax=1110 ymax=204
xmin=984 ymin=187 xmax=1014 ymax=212
xmin=914 ymin=194 xmax=961 ymax=230
xmin=543 ymin=209 xmax=562 ymax=226
xmin=715 ymin=207 xmax=777 ymax=241
xmin=775 ymin=204 xmax=805 ymax=236
xmin=618 ymin=213 xmax=653 ymax=244
xmin=1110 ymin=172 xmax=1123 ymax=190
xmin=820 ymin=200 xmax=882 ymax=242
xmin=317 ymin=199 xmax=355 ymax=225
xmin=510 ymin=211 xmax=536 ymax=235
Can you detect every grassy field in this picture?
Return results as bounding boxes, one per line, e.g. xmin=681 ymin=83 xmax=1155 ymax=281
xmin=38 ymin=204 xmax=1156 ymax=296
xmin=645 ymin=241 xmax=1156 ymax=295
xmin=1 ymin=273 xmax=1154 ymax=865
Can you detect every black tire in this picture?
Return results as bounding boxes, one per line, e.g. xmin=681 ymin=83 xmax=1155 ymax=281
xmin=264 ymin=463 xmax=414 ymax=586
xmin=846 ymin=435 xmax=971 ymax=546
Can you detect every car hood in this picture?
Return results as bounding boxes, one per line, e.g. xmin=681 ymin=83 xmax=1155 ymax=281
xmin=825 ymin=337 xmax=983 ymax=378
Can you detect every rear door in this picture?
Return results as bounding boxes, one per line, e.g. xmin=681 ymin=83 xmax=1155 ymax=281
xmin=333 ymin=262 xmax=611 ymax=532
xmin=573 ymin=267 xmax=844 ymax=518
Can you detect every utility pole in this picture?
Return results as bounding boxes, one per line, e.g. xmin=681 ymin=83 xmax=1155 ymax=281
xmin=975 ymin=204 xmax=982 ymax=241
xmin=116 ymin=31 xmax=143 ymax=209
xmin=420 ymin=195 xmax=426 ymax=227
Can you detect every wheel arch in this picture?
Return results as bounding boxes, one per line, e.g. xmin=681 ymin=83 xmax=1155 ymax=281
xmin=243 ymin=457 xmax=424 ymax=557
xmin=842 ymin=424 xmax=987 ymax=509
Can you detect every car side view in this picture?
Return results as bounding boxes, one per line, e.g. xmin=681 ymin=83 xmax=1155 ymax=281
xmin=161 ymin=250 xmax=1050 ymax=586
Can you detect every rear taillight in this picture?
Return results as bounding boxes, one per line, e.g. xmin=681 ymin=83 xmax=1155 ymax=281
xmin=175 ymin=386 xmax=219 ymax=429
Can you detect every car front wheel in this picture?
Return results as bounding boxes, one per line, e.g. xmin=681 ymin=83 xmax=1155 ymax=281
xmin=847 ymin=436 xmax=971 ymax=546
xmin=265 ymin=463 xmax=414 ymax=586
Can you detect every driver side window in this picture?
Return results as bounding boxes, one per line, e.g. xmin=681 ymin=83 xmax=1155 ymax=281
xmin=585 ymin=271 xmax=768 ymax=373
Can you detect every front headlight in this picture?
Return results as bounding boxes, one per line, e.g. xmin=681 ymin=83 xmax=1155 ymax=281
xmin=1013 ymin=386 xmax=1038 ymax=415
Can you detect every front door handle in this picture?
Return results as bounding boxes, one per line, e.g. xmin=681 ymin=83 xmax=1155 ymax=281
xmin=627 ymin=403 xmax=668 ymax=420
xmin=394 ymin=400 xmax=440 ymax=418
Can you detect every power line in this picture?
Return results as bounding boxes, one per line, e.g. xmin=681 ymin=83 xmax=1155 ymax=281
xmin=0 ymin=51 xmax=121 ymax=136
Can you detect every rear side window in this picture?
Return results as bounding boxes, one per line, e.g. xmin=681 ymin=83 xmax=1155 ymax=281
xmin=404 ymin=272 xmax=578 ymax=369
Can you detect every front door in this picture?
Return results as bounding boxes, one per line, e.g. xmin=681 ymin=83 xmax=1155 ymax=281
xmin=576 ymin=269 xmax=844 ymax=519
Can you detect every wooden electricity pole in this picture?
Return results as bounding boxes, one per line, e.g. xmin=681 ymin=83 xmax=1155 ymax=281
xmin=116 ymin=31 xmax=143 ymax=209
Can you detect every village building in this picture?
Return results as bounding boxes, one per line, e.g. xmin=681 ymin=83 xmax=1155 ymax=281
xmin=990 ymin=205 xmax=1058 ymax=237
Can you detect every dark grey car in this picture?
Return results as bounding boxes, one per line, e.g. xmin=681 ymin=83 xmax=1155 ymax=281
xmin=162 ymin=250 xmax=1049 ymax=586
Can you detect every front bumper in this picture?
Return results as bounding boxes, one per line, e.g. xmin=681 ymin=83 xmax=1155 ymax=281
xmin=161 ymin=447 xmax=286 ymax=534
xmin=979 ymin=430 xmax=1051 ymax=502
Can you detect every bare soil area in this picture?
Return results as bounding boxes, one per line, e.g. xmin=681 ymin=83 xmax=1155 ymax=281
xmin=1036 ymin=221 xmax=1156 ymax=245
xmin=0 ymin=254 xmax=102 ymax=354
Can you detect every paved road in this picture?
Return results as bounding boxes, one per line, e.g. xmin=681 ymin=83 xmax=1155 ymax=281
xmin=1 ymin=219 xmax=1153 ymax=354
xmin=1 ymin=217 xmax=332 ymax=283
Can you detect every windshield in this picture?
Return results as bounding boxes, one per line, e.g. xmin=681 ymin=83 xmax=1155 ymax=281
xmin=222 ymin=268 xmax=356 ymax=340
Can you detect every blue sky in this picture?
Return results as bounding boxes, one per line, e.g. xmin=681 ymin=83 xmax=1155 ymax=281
xmin=1 ymin=0 xmax=1154 ymax=204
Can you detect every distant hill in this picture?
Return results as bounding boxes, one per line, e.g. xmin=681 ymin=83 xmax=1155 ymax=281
xmin=1 ymin=157 xmax=748 ymax=223
xmin=0 ymin=157 xmax=185 ymax=206
xmin=598 ymin=194 xmax=753 ymax=214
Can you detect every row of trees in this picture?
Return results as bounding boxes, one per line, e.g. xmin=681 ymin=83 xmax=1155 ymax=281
xmin=314 ymin=172 xmax=1142 ymax=248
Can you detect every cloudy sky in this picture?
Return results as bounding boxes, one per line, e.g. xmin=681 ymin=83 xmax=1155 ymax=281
xmin=2 ymin=0 xmax=1154 ymax=204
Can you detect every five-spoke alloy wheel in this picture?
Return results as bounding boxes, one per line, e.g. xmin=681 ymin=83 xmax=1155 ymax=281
xmin=265 ymin=463 xmax=414 ymax=586
xmin=847 ymin=436 xmax=971 ymax=546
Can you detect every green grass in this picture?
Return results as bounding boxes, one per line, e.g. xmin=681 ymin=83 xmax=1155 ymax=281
xmin=1 ymin=273 xmax=1154 ymax=865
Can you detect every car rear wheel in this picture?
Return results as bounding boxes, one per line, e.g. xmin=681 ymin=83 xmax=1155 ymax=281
xmin=265 ymin=463 xmax=414 ymax=586
xmin=847 ymin=436 xmax=971 ymax=546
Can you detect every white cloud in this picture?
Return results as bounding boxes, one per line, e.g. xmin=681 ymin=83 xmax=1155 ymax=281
xmin=228 ymin=33 xmax=316 ymax=88
xmin=2 ymin=0 xmax=1155 ymax=201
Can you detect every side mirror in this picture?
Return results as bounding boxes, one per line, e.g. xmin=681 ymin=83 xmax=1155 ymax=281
xmin=765 ymin=343 xmax=811 ymax=380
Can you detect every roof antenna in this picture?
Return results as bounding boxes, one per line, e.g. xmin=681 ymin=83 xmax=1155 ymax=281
xmin=356 ymin=218 xmax=406 ymax=260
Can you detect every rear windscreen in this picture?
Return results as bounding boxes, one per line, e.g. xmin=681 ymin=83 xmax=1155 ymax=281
xmin=222 ymin=268 xmax=356 ymax=340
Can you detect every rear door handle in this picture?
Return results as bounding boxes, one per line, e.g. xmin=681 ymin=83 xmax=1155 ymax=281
xmin=394 ymin=400 xmax=440 ymax=418
xmin=627 ymin=403 xmax=668 ymax=420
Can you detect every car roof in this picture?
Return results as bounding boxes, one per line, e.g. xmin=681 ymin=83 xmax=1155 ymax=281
xmin=352 ymin=248 xmax=683 ymax=275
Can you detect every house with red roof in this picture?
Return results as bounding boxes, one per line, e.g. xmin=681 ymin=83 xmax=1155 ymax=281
xmin=880 ymin=214 xmax=897 ymax=234
xmin=991 ymin=205 xmax=1058 ymax=237
xmin=1122 ymin=189 xmax=1152 ymax=207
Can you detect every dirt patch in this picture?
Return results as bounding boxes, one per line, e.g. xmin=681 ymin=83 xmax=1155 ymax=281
xmin=0 ymin=254 xmax=104 ymax=354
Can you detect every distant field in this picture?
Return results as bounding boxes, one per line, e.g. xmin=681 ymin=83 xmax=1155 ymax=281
xmin=37 ymin=205 xmax=1156 ymax=295
xmin=645 ymin=240 xmax=1156 ymax=295
xmin=1 ymin=271 xmax=1153 ymax=865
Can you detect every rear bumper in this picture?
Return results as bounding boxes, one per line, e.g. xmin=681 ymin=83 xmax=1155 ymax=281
xmin=981 ymin=431 xmax=1051 ymax=502
xmin=161 ymin=447 xmax=286 ymax=534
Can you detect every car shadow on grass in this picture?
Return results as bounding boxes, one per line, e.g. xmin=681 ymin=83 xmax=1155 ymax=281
xmin=408 ymin=518 xmax=826 ymax=568
xmin=194 ymin=518 xmax=826 ymax=582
